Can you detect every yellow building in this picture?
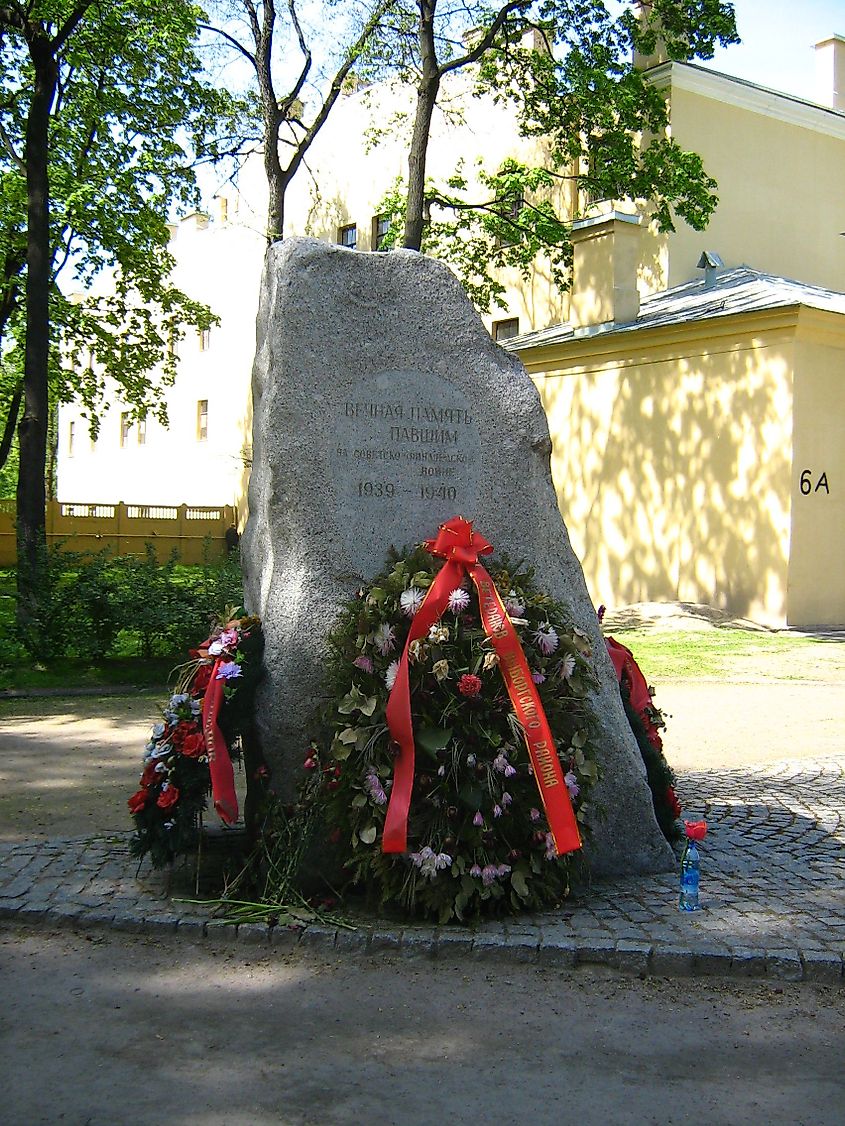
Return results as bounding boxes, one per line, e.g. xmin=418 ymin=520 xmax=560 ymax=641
xmin=510 ymin=216 xmax=845 ymax=628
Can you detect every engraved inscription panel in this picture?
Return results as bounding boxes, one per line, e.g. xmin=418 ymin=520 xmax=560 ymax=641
xmin=331 ymin=370 xmax=482 ymax=562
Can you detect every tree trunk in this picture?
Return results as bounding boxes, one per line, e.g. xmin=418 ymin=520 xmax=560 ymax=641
xmin=403 ymin=0 xmax=440 ymax=251
xmin=0 ymin=380 xmax=23 ymax=472
xmin=16 ymin=38 xmax=57 ymax=639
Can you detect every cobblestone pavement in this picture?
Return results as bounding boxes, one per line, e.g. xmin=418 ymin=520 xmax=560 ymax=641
xmin=1 ymin=755 xmax=843 ymax=984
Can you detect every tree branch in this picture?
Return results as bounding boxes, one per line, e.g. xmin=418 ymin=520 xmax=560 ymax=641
xmin=0 ymin=117 xmax=24 ymax=170
xmin=440 ymin=0 xmax=532 ymax=76
xmin=198 ymin=21 xmax=260 ymax=73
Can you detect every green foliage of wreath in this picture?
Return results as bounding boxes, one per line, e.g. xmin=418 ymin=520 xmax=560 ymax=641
xmin=307 ymin=546 xmax=603 ymax=924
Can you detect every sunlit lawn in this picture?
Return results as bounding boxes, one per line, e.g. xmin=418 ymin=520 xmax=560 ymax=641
xmin=605 ymin=626 xmax=845 ymax=682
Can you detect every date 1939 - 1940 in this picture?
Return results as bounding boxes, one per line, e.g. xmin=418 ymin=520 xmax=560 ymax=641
xmin=357 ymin=481 xmax=458 ymax=501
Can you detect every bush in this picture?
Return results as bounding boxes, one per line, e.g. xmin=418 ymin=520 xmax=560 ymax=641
xmin=8 ymin=544 xmax=244 ymax=661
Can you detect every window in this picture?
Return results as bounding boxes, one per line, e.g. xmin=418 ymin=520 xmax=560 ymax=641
xmin=197 ymin=399 xmax=208 ymax=442
xmin=199 ymin=327 xmax=211 ymax=351
xmin=492 ymin=317 xmax=520 ymax=342
xmin=372 ymin=214 xmax=391 ymax=251
xmin=495 ymin=195 xmax=523 ymax=248
xmin=120 ymin=413 xmax=132 ymax=448
xmin=68 ymin=421 xmax=75 ymax=457
xmin=137 ymin=418 xmax=146 ymax=446
xmin=338 ymin=223 xmax=357 ymax=250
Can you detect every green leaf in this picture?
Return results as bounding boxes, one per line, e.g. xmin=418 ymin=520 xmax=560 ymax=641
xmin=511 ymin=868 xmax=529 ymax=899
xmin=338 ymin=727 xmax=359 ymax=744
xmin=331 ymin=738 xmax=352 ymax=761
xmin=416 ymin=725 xmax=452 ymax=755
xmin=351 ymin=793 xmax=367 ymax=809
xmin=359 ymin=825 xmax=377 ymax=845
xmin=338 ymin=686 xmax=377 ymax=716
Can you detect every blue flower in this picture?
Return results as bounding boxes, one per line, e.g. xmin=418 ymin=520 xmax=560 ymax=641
xmin=216 ymin=661 xmax=242 ymax=681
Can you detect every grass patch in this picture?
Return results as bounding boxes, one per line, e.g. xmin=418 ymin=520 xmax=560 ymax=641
xmin=606 ymin=626 xmax=845 ymax=682
xmin=0 ymin=656 xmax=177 ymax=694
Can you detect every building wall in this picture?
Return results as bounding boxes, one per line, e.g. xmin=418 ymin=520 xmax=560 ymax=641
xmin=788 ymin=313 xmax=845 ymax=627
xmin=662 ymin=66 xmax=845 ymax=292
xmin=527 ymin=313 xmax=796 ymax=625
xmin=282 ymin=79 xmax=573 ymax=336
xmin=58 ymin=204 xmax=266 ymax=519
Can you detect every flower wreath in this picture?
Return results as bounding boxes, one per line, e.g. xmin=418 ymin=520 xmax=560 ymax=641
xmin=128 ymin=612 xmax=263 ymax=869
xmin=307 ymin=542 xmax=602 ymax=923
xmin=603 ymin=628 xmax=681 ymax=841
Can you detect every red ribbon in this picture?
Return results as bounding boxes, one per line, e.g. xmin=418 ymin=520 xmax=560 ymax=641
xmin=201 ymin=657 xmax=239 ymax=825
xmin=605 ymin=637 xmax=663 ymax=751
xmin=383 ymin=516 xmax=581 ymax=856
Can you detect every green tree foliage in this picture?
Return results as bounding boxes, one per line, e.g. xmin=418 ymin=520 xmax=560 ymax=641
xmin=364 ymin=0 xmax=739 ymax=309
xmin=0 ymin=0 xmax=250 ymax=625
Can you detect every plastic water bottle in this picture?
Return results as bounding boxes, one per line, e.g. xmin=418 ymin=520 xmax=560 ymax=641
xmin=678 ymin=838 xmax=701 ymax=911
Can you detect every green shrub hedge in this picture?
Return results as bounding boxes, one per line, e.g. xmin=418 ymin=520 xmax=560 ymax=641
xmin=2 ymin=543 xmax=243 ymax=661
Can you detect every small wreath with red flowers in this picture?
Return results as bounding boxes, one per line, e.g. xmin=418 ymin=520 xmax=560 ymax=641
xmin=307 ymin=545 xmax=602 ymax=924
xmin=128 ymin=612 xmax=263 ymax=869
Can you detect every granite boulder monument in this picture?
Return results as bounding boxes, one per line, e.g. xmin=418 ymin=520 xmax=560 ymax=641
xmin=242 ymin=237 xmax=674 ymax=876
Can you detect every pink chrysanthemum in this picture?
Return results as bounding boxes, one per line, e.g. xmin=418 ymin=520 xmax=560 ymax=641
xmin=534 ymin=624 xmax=559 ymax=656
xmin=374 ymin=623 xmax=396 ymax=655
xmin=564 ymin=771 xmax=580 ymax=800
xmin=353 ymin=655 xmax=373 ymax=674
xmin=504 ymin=591 xmax=525 ymax=617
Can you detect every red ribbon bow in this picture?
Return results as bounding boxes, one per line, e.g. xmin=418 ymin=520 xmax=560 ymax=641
xmin=382 ymin=516 xmax=581 ymax=856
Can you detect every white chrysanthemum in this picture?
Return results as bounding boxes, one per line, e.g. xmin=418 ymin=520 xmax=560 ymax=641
xmin=385 ymin=660 xmax=400 ymax=690
xmin=561 ymin=653 xmax=576 ymax=681
xmin=447 ymin=587 xmax=470 ymax=613
xmin=400 ymin=587 xmax=424 ymax=617
xmin=534 ymin=623 xmax=559 ymax=656
xmin=374 ymin=622 xmax=396 ymax=655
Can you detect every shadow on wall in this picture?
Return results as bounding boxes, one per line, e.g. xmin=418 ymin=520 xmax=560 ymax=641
xmin=540 ymin=340 xmax=792 ymax=623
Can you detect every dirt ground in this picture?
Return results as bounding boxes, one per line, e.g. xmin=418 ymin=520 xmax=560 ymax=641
xmin=1 ymin=614 xmax=843 ymax=1123
xmin=1 ymin=926 xmax=843 ymax=1126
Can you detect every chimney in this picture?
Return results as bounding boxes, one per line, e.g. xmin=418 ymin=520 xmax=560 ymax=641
xmin=815 ymin=35 xmax=845 ymax=111
xmin=631 ymin=1 xmax=669 ymax=70
xmin=570 ymin=203 xmax=642 ymax=329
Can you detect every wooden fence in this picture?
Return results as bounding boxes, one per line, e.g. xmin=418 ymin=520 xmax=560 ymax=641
xmin=0 ymin=500 xmax=237 ymax=567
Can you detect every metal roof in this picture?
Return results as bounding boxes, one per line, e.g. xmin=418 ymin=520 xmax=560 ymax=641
xmin=505 ymin=266 xmax=845 ymax=353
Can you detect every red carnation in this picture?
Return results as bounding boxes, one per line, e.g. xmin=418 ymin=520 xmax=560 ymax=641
xmin=193 ymin=664 xmax=213 ymax=693
xmin=128 ymin=788 xmax=149 ymax=814
xmin=156 ymin=785 xmax=180 ymax=810
xmin=684 ymin=819 xmax=707 ymax=841
xmin=170 ymin=721 xmax=195 ymax=748
xmin=141 ymin=763 xmax=160 ymax=787
xmin=181 ymin=732 xmax=205 ymax=758
xmin=458 ymin=674 xmax=482 ymax=698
